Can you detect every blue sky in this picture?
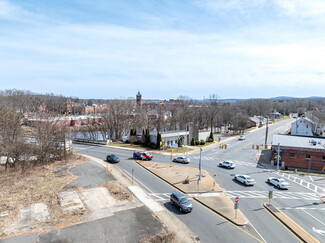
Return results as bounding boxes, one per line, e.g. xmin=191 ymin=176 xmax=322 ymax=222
xmin=1 ymin=0 xmax=325 ymax=100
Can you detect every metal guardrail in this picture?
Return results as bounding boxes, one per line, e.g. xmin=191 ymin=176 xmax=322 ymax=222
xmin=72 ymin=138 xmax=107 ymax=145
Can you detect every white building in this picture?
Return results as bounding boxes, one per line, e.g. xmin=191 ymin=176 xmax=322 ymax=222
xmin=290 ymin=117 xmax=315 ymax=136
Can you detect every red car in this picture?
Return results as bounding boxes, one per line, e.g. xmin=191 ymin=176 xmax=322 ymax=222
xmin=133 ymin=151 xmax=153 ymax=160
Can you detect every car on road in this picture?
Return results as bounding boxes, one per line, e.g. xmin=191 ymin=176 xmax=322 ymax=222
xmin=133 ymin=151 xmax=153 ymax=161
xmin=238 ymin=135 xmax=245 ymax=140
xmin=173 ymin=156 xmax=190 ymax=164
xmin=218 ymin=161 xmax=235 ymax=169
xmin=267 ymin=177 xmax=290 ymax=189
xmin=106 ymin=154 xmax=120 ymax=163
xmin=170 ymin=192 xmax=192 ymax=213
xmin=234 ymin=174 xmax=255 ymax=186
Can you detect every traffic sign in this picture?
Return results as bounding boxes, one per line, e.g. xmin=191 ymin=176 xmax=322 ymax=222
xmin=268 ymin=186 xmax=274 ymax=192
xmin=234 ymin=197 xmax=239 ymax=203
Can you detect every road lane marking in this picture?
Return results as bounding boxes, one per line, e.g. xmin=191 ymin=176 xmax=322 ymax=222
xmin=274 ymin=171 xmax=325 ymax=194
xmin=302 ymin=209 xmax=325 ymax=227
xmin=123 ymin=169 xmax=154 ymax=194
xmin=224 ymin=191 xmax=319 ymax=200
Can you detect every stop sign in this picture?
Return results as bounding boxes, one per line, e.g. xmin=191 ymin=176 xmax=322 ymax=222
xmin=234 ymin=197 xmax=239 ymax=203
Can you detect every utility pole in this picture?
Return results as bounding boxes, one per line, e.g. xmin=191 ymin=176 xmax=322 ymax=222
xmin=277 ymin=143 xmax=280 ymax=170
xmin=199 ymin=148 xmax=202 ymax=181
xmin=265 ymin=117 xmax=269 ymax=145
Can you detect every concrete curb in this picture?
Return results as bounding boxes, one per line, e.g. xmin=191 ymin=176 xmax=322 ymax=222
xmin=136 ymin=161 xmax=247 ymax=226
xmin=263 ymin=203 xmax=320 ymax=243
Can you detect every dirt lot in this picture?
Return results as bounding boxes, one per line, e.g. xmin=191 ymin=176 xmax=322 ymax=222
xmin=0 ymin=154 xmax=133 ymax=239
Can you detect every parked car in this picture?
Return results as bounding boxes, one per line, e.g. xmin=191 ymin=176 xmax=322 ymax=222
xmin=238 ymin=135 xmax=245 ymax=140
xmin=219 ymin=161 xmax=235 ymax=169
xmin=106 ymin=154 xmax=120 ymax=163
xmin=234 ymin=174 xmax=255 ymax=186
xmin=133 ymin=151 xmax=153 ymax=161
xmin=170 ymin=192 xmax=192 ymax=213
xmin=173 ymin=156 xmax=190 ymax=164
xmin=267 ymin=177 xmax=290 ymax=189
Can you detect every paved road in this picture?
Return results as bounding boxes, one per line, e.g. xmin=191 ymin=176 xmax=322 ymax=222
xmin=74 ymin=119 xmax=325 ymax=242
xmin=74 ymin=145 xmax=264 ymax=243
xmin=192 ymin=119 xmax=325 ymax=242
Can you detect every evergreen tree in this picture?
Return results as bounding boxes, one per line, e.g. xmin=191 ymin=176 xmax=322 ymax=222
xmin=209 ymin=131 xmax=214 ymax=142
xmin=157 ymin=132 xmax=162 ymax=149
xmin=191 ymin=138 xmax=195 ymax=146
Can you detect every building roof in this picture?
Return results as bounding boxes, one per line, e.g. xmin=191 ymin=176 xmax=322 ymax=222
xmin=272 ymin=134 xmax=325 ymax=150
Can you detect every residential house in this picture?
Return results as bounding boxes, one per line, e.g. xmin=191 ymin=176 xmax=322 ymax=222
xmin=290 ymin=117 xmax=315 ymax=136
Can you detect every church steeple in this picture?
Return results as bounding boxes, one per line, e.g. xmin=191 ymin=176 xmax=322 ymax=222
xmin=136 ymin=90 xmax=142 ymax=107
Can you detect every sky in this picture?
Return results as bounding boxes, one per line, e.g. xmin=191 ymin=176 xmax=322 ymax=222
xmin=0 ymin=0 xmax=325 ymax=100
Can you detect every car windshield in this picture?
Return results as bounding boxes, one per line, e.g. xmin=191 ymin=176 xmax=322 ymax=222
xmin=278 ymin=179 xmax=286 ymax=183
xmin=111 ymin=155 xmax=117 ymax=159
xmin=179 ymin=197 xmax=189 ymax=204
xmin=246 ymin=176 xmax=252 ymax=180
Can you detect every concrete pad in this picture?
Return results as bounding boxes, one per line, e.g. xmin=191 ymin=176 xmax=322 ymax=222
xmin=129 ymin=186 xmax=165 ymax=212
xmin=4 ymin=203 xmax=50 ymax=234
xmin=81 ymin=187 xmax=117 ymax=211
xmin=65 ymin=161 xmax=115 ymax=189
xmin=57 ymin=190 xmax=86 ymax=214
xmin=138 ymin=161 xmax=248 ymax=225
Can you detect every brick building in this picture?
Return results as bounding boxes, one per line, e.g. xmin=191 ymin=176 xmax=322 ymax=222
xmin=271 ymin=134 xmax=325 ymax=171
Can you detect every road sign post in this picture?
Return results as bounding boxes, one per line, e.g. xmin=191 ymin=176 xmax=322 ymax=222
xmin=268 ymin=186 xmax=274 ymax=204
xmin=234 ymin=197 xmax=239 ymax=218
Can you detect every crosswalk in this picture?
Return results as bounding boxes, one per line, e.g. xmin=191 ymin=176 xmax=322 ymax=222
xmin=225 ymin=190 xmax=319 ymax=200
xmin=273 ymin=171 xmax=325 ymax=194
xmin=149 ymin=191 xmax=320 ymax=201
xmin=189 ymin=156 xmax=257 ymax=167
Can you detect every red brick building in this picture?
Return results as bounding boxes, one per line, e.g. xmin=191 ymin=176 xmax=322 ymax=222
xmin=271 ymin=134 xmax=325 ymax=171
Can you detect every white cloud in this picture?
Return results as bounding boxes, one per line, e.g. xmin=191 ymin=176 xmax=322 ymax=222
xmin=275 ymin=0 xmax=325 ymax=17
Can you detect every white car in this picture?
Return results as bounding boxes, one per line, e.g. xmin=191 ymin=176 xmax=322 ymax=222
xmin=267 ymin=177 xmax=290 ymax=189
xmin=234 ymin=174 xmax=255 ymax=186
xmin=173 ymin=156 xmax=190 ymax=164
xmin=239 ymin=135 xmax=245 ymax=140
xmin=219 ymin=161 xmax=235 ymax=169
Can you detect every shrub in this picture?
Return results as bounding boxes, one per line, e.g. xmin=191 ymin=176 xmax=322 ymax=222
xmin=195 ymin=140 xmax=200 ymax=146
xmin=200 ymin=140 xmax=205 ymax=145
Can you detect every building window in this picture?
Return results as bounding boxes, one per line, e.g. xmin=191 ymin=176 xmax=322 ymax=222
xmin=323 ymin=156 xmax=325 ymax=161
xmin=306 ymin=154 xmax=311 ymax=160
xmin=290 ymin=153 xmax=295 ymax=158
xmin=306 ymin=125 xmax=308 ymax=128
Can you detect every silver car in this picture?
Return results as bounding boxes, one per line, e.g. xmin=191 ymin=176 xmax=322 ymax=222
xmin=234 ymin=174 xmax=255 ymax=186
xmin=173 ymin=156 xmax=190 ymax=164
xmin=219 ymin=161 xmax=235 ymax=169
xmin=267 ymin=177 xmax=290 ymax=189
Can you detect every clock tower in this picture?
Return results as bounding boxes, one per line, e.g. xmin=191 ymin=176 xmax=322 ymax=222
xmin=136 ymin=91 xmax=142 ymax=107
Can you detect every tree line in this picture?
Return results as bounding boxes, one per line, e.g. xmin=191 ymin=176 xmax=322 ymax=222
xmin=1 ymin=89 xmax=325 ymax=171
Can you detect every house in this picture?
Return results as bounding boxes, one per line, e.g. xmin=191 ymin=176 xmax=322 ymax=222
xmin=149 ymin=127 xmax=211 ymax=147
xmin=271 ymin=134 xmax=325 ymax=171
xmin=290 ymin=117 xmax=315 ymax=136
xmin=150 ymin=130 xmax=189 ymax=147
xmin=249 ymin=116 xmax=267 ymax=128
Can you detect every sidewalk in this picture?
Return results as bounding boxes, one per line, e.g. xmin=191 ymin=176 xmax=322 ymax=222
xmin=137 ymin=161 xmax=248 ymax=226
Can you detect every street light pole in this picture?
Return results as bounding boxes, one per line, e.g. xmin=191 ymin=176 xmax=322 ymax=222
xmin=265 ymin=117 xmax=269 ymax=145
xmin=199 ymin=148 xmax=202 ymax=181
xmin=277 ymin=143 xmax=280 ymax=170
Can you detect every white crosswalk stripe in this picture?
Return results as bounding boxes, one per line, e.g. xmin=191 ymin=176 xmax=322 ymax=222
xmin=189 ymin=156 xmax=257 ymax=167
xmin=149 ymin=193 xmax=170 ymax=201
xmin=273 ymin=171 xmax=325 ymax=194
xmin=224 ymin=190 xmax=319 ymax=200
